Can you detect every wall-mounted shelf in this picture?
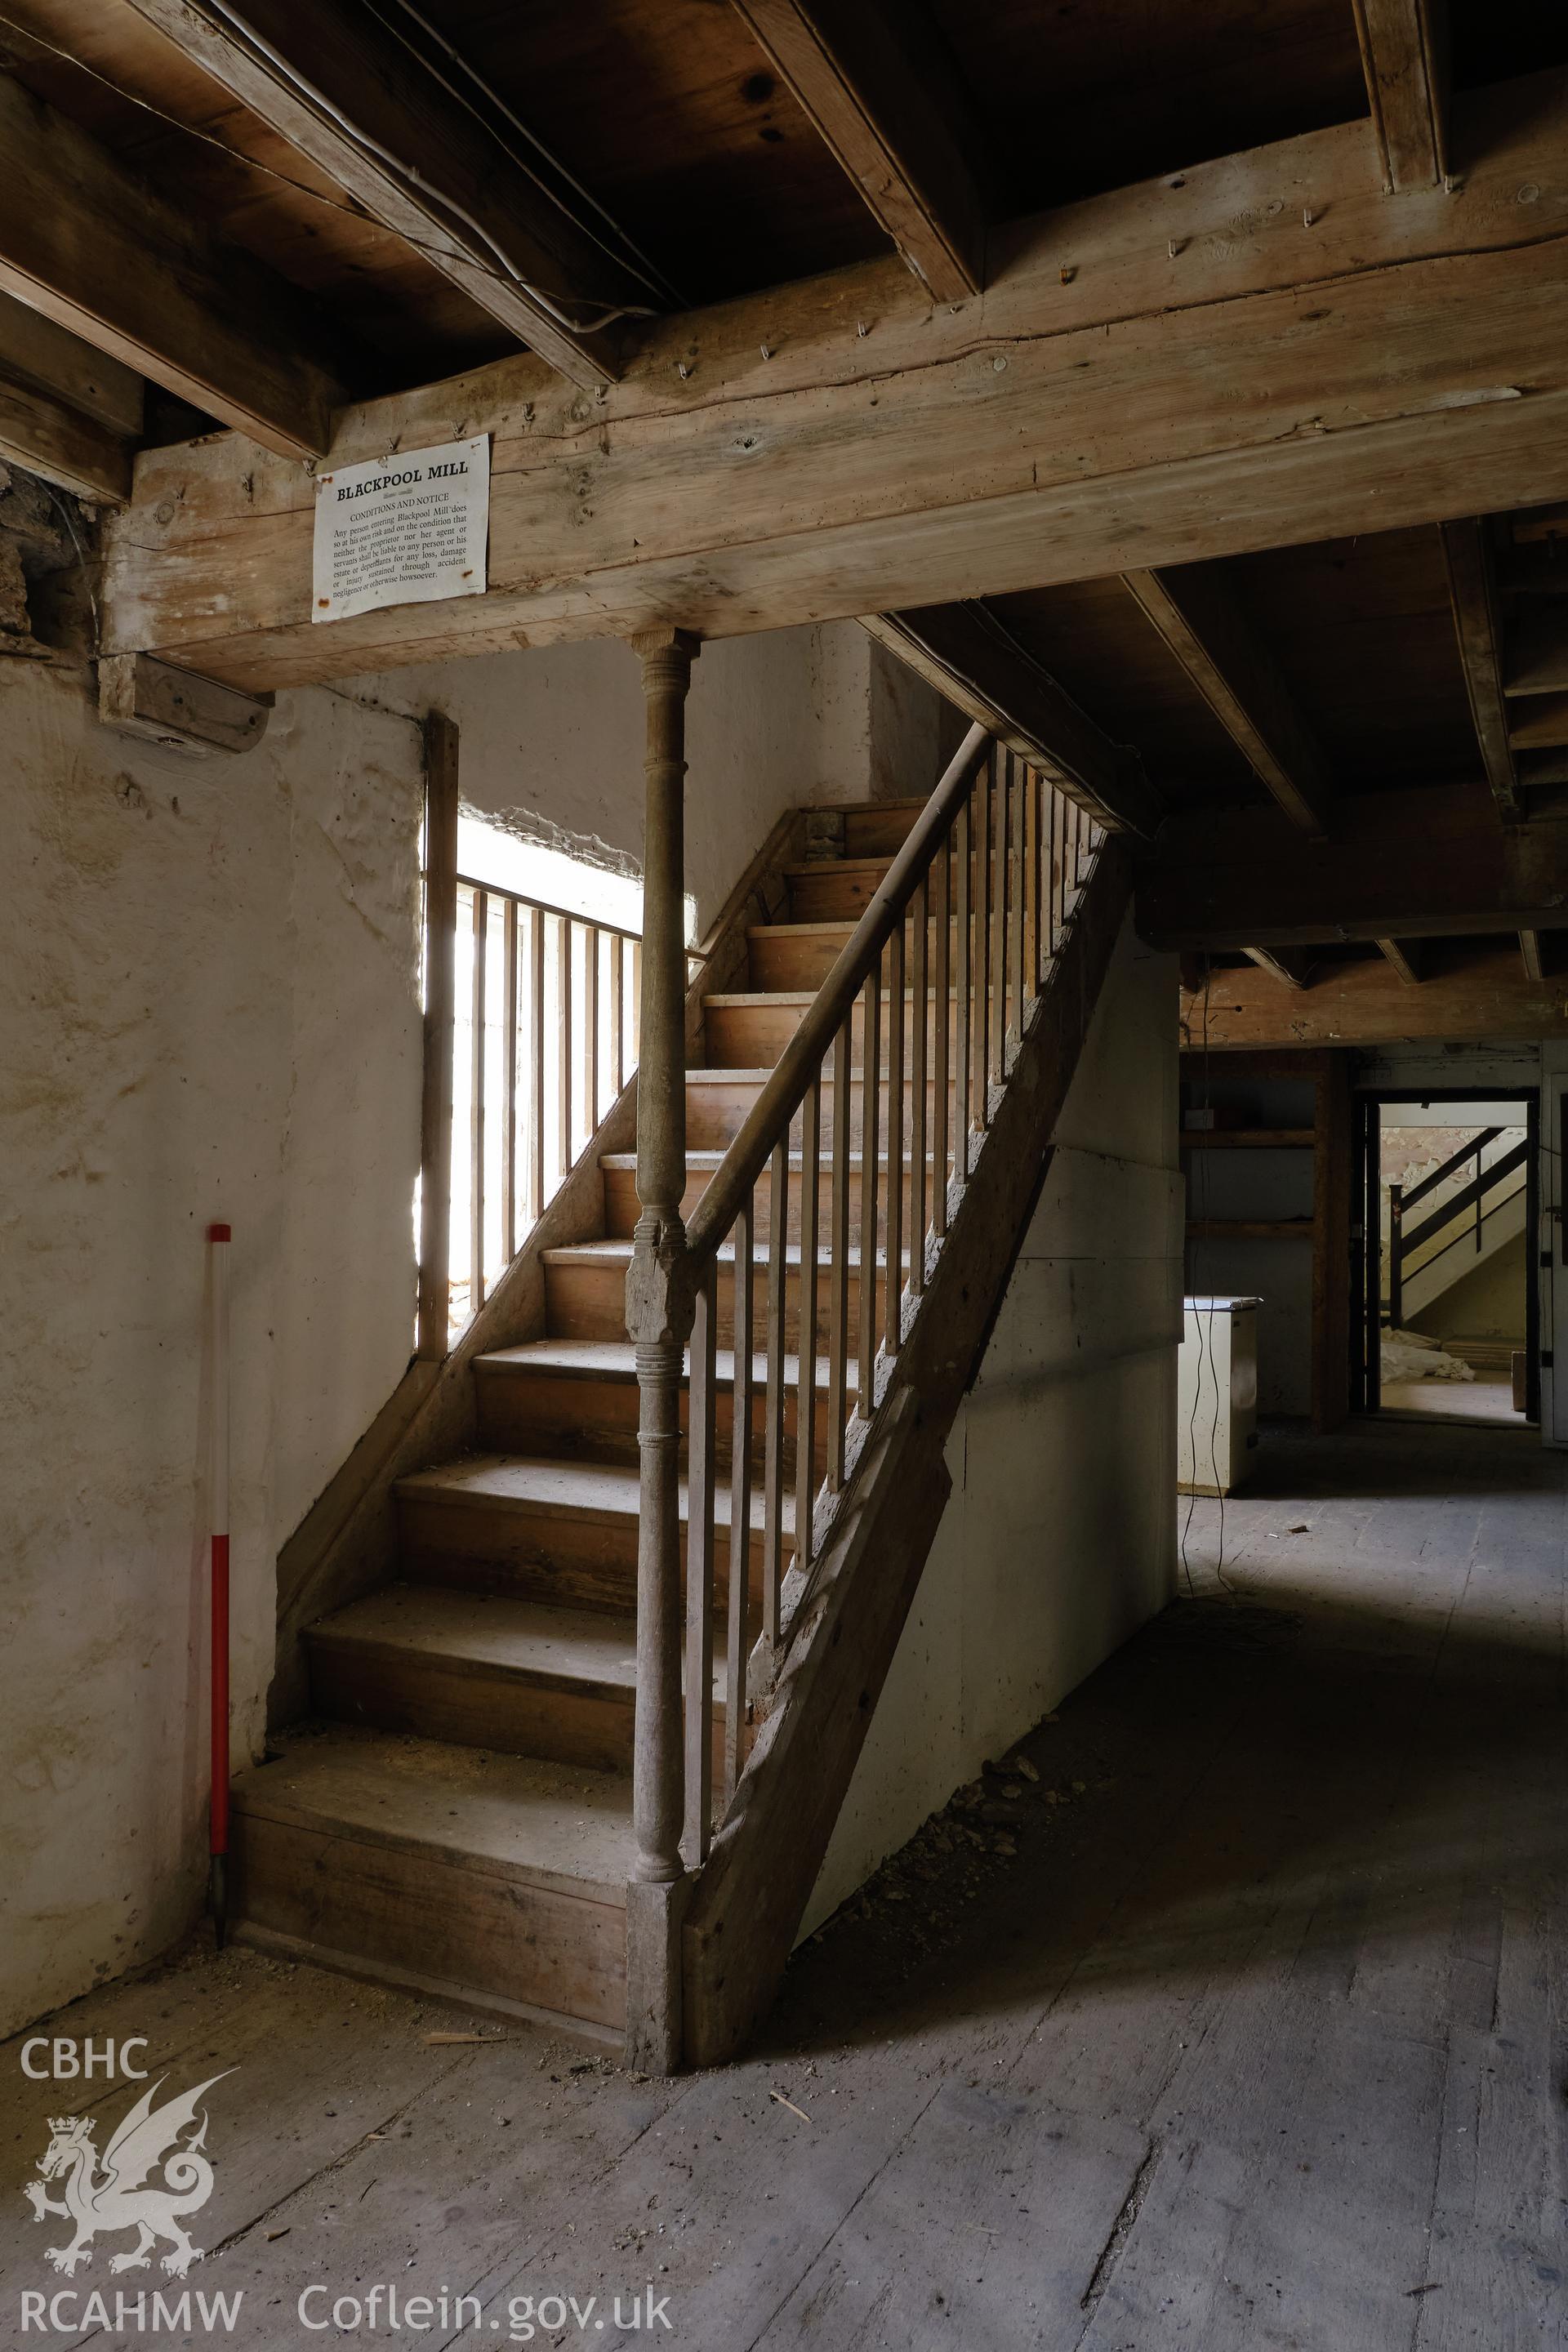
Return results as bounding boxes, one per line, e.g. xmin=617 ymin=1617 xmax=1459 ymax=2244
xmin=1180 ymin=1129 xmax=1316 ymax=1149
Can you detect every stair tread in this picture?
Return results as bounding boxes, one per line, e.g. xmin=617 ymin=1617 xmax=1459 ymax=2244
xmin=232 ymin=1724 xmax=633 ymax=1904
xmin=309 ymin=1586 xmax=640 ymax=1692
xmin=398 ymin=1451 xmax=795 ymax=1530
xmin=546 ymin=1235 xmax=902 ymax=1266
xmin=599 ymin=1149 xmax=893 ymax=1172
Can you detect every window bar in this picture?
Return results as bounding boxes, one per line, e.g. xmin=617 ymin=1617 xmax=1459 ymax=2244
xmin=556 ymin=915 xmax=572 ymax=1187
xmin=826 ymin=1018 xmax=853 ymax=1485
xmin=584 ymin=924 xmax=600 ymax=1134
xmin=501 ymin=896 xmax=519 ymax=1265
xmin=724 ymin=1195 xmax=755 ymax=1808
xmin=909 ymin=871 xmax=929 ymax=1300
xmin=857 ymin=961 xmax=882 ymax=1415
xmin=609 ymin=932 xmax=626 ymax=1096
xmin=884 ymin=923 xmax=905 ymax=1359
xmin=684 ymin=1256 xmax=718 ymax=1863
xmin=933 ymin=817 xmax=952 ymax=1236
xmin=528 ymin=906 xmax=546 ymax=1228
xmin=795 ymin=1075 xmax=822 ymax=1578
xmin=470 ymin=888 xmax=488 ymax=1311
xmin=761 ymin=1138 xmax=789 ymax=1654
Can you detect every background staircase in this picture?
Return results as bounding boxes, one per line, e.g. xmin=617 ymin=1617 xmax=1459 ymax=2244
xmin=229 ymin=798 xmax=938 ymax=2042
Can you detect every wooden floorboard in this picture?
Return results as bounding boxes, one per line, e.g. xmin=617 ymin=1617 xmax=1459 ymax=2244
xmin=3 ymin=1417 xmax=1563 ymax=2346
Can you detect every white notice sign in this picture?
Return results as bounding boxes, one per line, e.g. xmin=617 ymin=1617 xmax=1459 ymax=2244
xmin=312 ymin=436 xmax=489 ymax=623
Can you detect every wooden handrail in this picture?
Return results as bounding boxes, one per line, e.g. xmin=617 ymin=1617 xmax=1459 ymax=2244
xmin=686 ymin=721 xmax=991 ymax=1263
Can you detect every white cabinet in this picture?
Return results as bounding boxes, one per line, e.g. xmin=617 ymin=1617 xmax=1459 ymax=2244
xmin=1178 ymin=1296 xmax=1260 ymax=1495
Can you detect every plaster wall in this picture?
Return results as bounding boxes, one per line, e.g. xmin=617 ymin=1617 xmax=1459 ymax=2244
xmin=805 ymin=921 xmax=1182 ymax=1933
xmin=0 ymin=657 xmax=426 ymax=2037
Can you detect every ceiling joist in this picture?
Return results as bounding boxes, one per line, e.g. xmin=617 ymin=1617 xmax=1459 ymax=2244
xmin=728 ymin=0 xmax=987 ymax=301
xmin=1352 ymin=0 xmax=1448 ymax=192
xmin=116 ymin=0 xmax=659 ymax=389
xmin=1137 ymin=783 xmax=1568 ymax=950
xmin=862 ymin=604 xmax=1163 ymax=837
xmin=1440 ymin=516 xmax=1521 ymax=821
xmin=0 ymin=69 xmax=342 ymax=459
xmin=1120 ymin=564 xmax=1333 ymax=837
xmin=98 ymin=74 xmax=1568 ymax=691
xmin=0 ymin=289 xmax=141 ymax=503
xmin=1375 ymin=938 xmax=1425 ymax=984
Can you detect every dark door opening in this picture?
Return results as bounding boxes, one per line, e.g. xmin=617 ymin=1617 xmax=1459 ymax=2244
xmin=1353 ymin=1089 xmax=1539 ymax=1427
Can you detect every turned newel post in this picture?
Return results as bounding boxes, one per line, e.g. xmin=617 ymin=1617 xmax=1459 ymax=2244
xmin=624 ymin=624 xmax=699 ymax=2074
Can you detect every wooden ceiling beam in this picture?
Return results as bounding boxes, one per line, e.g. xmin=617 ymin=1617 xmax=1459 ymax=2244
xmin=1120 ymin=564 xmax=1333 ymax=836
xmin=1243 ymin=946 xmax=1318 ymax=989
xmin=1440 ymin=517 xmax=1521 ymax=820
xmin=1352 ymin=0 xmax=1448 ymax=192
xmin=0 ymin=71 xmax=341 ymax=459
xmin=0 ymin=290 xmax=142 ymax=503
xmin=861 ymin=604 xmax=1162 ymax=836
xmin=1181 ymin=942 xmax=1568 ymax=1051
xmin=115 ymin=0 xmax=653 ymax=389
xmin=1136 ymin=782 xmax=1568 ymax=950
xmin=1375 ymin=938 xmax=1425 ymax=984
xmin=728 ymin=0 xmax=986 ymax=301
xmin=99 ymin=73 xmax=1568 ymax=691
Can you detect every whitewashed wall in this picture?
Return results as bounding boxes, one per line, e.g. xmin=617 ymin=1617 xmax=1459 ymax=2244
xmin=805 ymin=920 xmax=1182 ymax=1931
xmin=0 ymin=619 xmax=947 ymax=2036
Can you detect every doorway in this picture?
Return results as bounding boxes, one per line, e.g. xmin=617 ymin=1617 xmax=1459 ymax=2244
xmin=1353 ymin=1090 xmax=1539 ymax=1427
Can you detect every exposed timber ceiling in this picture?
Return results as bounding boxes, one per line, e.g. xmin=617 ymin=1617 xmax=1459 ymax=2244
xmin=3 ymin=0 xmax=1568 ymax=1042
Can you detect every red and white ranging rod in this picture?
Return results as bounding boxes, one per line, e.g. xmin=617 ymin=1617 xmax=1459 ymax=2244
xmin=207 ymin=1222 xmax=231 ymax=1940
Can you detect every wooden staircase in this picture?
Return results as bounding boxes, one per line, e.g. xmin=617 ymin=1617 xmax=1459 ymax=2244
xmin=228 ymin=797 xmax=938 ymax=2042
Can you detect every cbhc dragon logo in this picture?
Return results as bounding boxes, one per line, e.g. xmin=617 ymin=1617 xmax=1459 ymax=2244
xmin=24 ymin=2073 xmax=232 ymax=2277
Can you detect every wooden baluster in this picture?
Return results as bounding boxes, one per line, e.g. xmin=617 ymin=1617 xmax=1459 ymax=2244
xmin=857 ymin=961 xmax=882 ymax=1415
xmin=501 ymin=896 xmax=519 ymax=1265
xmin=955 ymin=793 xmax=972 ymax=1182
xmin=624 ymin=625 xmax=699 ymax=2079
xmin=416 ymin=711 xmax=459 ymax=1361
xmin=974 ymin=753 xmax=991 ymax=1132
xmin=470 ymin=887 xmax=488 ymax=1312
xmin=909 ymin=871 xmax=929 ymax=1299
xmin=1031 ymin=768 xmax=1045 ymax=989
xmin=762 ymin=1138 xmax=789 ymax=1651
xmin=528 ymin=905 xmax=546 ymax=1228
xmin=1012 ymin=756 xmax=1027 ymax=1046
xmin=584 ymin=923 xmax=600 ymax=1134
xmin=795 ymin=1076 xmax=822 ymax=1574
xmin=557 ymin=915 xmax=572 ymax=1186
xmin=630 ymin=938 xmax=642 ymax=1063
xmin=932 ymin=822 xmax=952 ymax=1235
xmin=884 ymin=923 xmax=905 ymax=1357
xmin=684 ymin=1258 xmax=717 ymax=1864
xmin=993 ymin=751 xmax=1009 ymax=1081
xmin=724 ymin=1196 xmax=754 ymax=1808
xmin=826 ymin=1018 xmax=853 ymax=1479
xmin=610 ymin=931 xmax=625 ymax=1095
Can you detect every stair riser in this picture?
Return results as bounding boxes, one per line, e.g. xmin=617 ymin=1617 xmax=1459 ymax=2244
xmin=307 ymin=1637 xmax=730 ymax=1780
xmin=231 ymin=1808 xmax=626 ymax=2029
xmin=750 ymin=911 xmax=1029 ymax=992
xmin=546 ymin=1254 xmax=893 ymax=1352
xmin=397 ymin=1491 xmax=777 ymax=1615
xmin=474 ymin=1361 xmax=834 ymax=1475
xmin=688 ymin=1073 xmax=957 ymax=1152
xmin=602 ymin=1160 xmax=924 ymax=1250
xmin=705 ymin=993 xmax=1010 ymax=1072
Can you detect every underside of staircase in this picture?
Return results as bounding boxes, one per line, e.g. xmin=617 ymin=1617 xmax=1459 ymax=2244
xmin=230 ymin=771 xmax=1127 ymax=2056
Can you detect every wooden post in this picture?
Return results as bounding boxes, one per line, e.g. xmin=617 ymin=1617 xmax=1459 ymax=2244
xmin=416 ymin=711 xmax=459 ymax=1360
xmin=623 ymin=626 xmax=699 ymax=2075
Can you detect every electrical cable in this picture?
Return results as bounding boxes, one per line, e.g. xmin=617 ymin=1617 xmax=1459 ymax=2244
xmin=0 ymin=7 xmax=661 ymax=336
xmin=203 ymin=0 xmax=657 ymax=333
